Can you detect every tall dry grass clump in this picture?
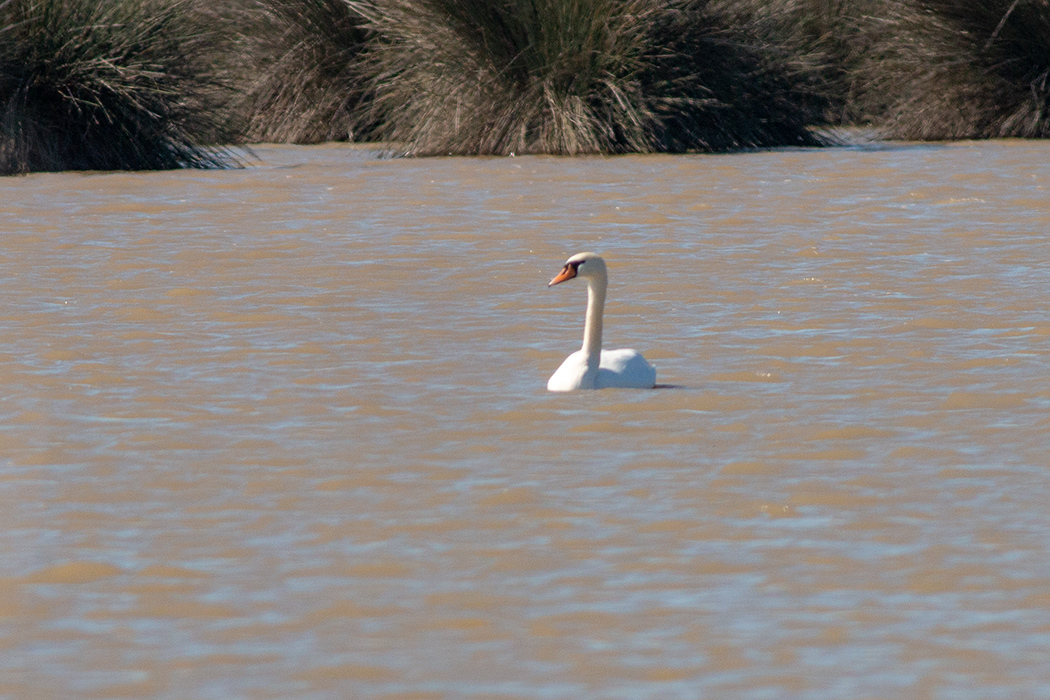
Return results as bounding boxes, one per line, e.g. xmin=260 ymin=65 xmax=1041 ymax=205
xmin=227 ymin=0 xmax=371 ymax=143
xmin=756 ymin=0 xmax=891 ymax=126
xmin=641 ymin=0 xmax=827 ymax=151
xmin=857 ymin=0 xmax=1050 ymax=139
xmin=351 ymin=0 xmax=824 ymax=155
xmin=0 ymin=0 xmax=239 ymax=174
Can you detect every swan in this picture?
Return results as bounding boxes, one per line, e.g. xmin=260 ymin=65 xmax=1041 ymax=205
xmin=546 ymin=252 xmax=656 ymax=391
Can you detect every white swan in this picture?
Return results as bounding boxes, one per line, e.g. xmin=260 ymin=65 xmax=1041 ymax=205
xmin=547 ymin=252 xmax=656 ymax=391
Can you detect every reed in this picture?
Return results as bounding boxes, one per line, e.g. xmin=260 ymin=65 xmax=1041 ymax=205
xmin=642 ymin=0 xmax=827 ymax=151
xmin=756 ymin=0 xmax=891 ymax=126
xmin=351 ymin=0 xmax=824 ymax=155
xmin=856 ymin=0 xmax=1050 ymax=139
xmin=228 ymin=0 xmax=371 ymax=143
xmin=0 ymin=0 xmax=239 ymax=174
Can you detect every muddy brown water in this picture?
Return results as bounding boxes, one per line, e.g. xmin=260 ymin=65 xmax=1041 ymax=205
xmin=2 ymin=141 xmax=1050 ymax=699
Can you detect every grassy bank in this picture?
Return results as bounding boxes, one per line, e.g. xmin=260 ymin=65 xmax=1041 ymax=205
xmin=226 ymin=0 xmax=371 ymax=143
xmin=6 ymin=0 xmax=1050 ymax=171
xmin=351 ymin=0 xmax=824 ymax=155
xmin=0 ymin=0 xmax=239 ymax=174
xmin=856 ymin=0 xmax=1050 ymax=139
xmin=754 ymin=0 xmax=889 ymax=126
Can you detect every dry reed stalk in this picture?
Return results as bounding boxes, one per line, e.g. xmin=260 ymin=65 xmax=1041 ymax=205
xmin=857 ymin=0 xmax=1050 ymax=139
xmin=350 ymin=0 xmax=824 ymax=155
xmin=0 ymin=0 xmax=239 ymax=174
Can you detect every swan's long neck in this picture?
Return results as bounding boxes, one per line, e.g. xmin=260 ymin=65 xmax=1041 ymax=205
xmin=582 ymin=272 xmax=607 ymax=361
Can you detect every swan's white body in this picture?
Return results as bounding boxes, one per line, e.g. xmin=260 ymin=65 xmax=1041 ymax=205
xmin=547 ymin=252 xmax=656 ymax=391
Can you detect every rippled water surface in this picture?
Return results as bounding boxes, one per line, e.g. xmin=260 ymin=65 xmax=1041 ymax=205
xmin=3 ymin=141 xmax=1050 ymax=699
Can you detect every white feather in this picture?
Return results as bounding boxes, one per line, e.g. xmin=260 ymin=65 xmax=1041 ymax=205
xmin=546 ymin=252 xmax=656 ymax=391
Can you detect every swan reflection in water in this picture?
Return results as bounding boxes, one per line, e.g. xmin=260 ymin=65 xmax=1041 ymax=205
xmin=546 ymin=252 xmax=657 ymax=391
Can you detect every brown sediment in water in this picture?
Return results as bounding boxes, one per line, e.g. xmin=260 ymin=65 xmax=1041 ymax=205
xmin=1 ymin=141 xmax=1050 ymax=697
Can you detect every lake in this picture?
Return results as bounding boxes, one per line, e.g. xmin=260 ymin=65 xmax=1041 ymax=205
xmin=2 ymin=140 xmax=1050 ymax=699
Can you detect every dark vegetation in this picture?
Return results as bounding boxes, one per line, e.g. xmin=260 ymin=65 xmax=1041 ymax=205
xmin=0 ymin=0 xmax=239 ymax=174
xmin=3 ymin=0 xmax=1050 ymax=172
xmin=226 ymin=0 xmax=371 ymax=143
xmin=352 ymin=0 xmax=669 ymax=155
xmin=351 ymin=0 xmax=821 ymax=155
xmin=855 ymin=0 xmax=1050 ymax=139
xmin=754 ymin=0 xmax=890 ymax=125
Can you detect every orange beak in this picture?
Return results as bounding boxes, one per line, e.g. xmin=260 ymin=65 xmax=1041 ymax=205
xmin=548 ymin=263 xmax=577 ymax=287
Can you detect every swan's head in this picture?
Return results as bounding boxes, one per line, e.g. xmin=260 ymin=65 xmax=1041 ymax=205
xmin=548 ymin=252 xmax=606 ymax=287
